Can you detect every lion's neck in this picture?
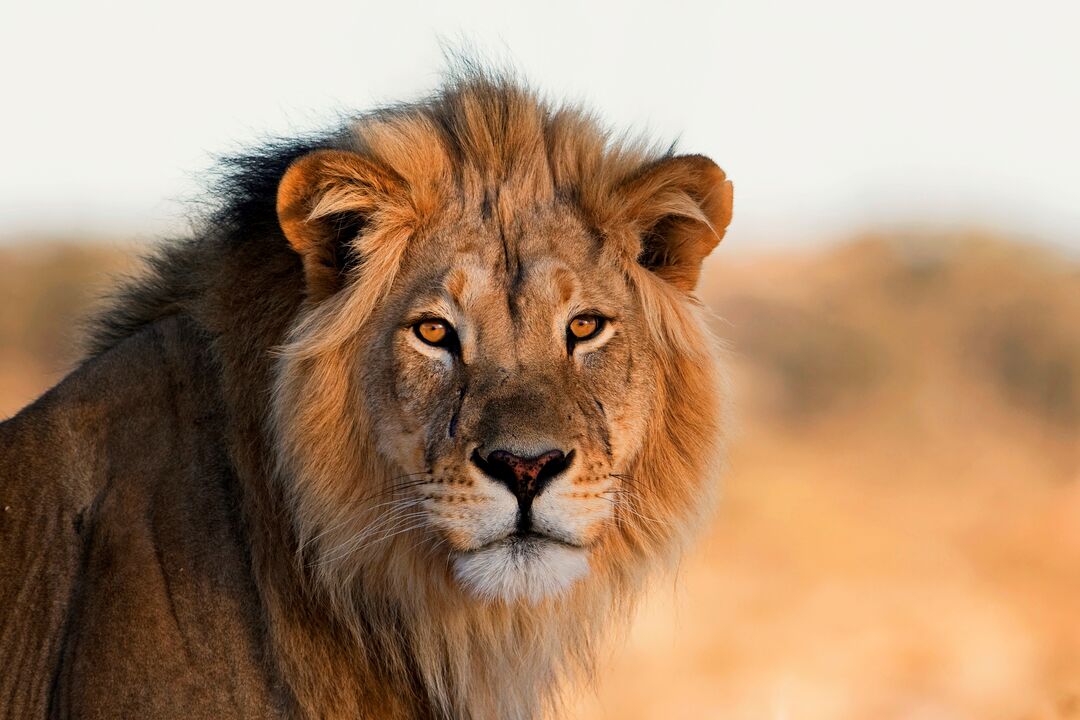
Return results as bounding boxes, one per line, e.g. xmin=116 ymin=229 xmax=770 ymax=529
xmin=245 ymin=549 xmax=611 ymax=719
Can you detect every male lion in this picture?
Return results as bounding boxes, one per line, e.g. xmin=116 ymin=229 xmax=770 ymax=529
xmin=0 ymin=70 xmax=732 ymax=719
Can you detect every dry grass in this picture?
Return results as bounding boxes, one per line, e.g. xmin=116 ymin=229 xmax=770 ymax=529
xmin=1 ymin=234 xmax=1077 ymax=718
xmin=0 ymin=242 xmax=136 ymax=419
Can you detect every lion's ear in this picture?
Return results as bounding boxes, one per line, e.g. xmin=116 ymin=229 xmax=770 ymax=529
xmin=277 ymin=149 xmax=402 ymax=301
xmin=618 ymin=154 xmax=733 ymax=292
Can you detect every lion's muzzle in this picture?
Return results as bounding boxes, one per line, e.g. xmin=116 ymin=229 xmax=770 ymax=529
xmin=470 ymin=447 xmax=573 ymax=531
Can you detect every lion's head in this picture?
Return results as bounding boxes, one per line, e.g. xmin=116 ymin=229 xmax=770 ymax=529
xmin=267 ymin=73 xmax=730 ymax=715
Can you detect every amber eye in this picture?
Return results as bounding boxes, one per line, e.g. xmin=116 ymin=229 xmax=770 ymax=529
xmin=414 ymin=319 xmax=453 ymax=347
xmin=568 ymin=315 xmax=604 ymax=341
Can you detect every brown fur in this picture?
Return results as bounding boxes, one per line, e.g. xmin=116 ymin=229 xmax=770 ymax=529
xmin=0 ymin=70 xmax=731 ymax=719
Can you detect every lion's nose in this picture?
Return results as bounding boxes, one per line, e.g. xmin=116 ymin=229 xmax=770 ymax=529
xmin=470 ymin=448 xmax=572 ymax=505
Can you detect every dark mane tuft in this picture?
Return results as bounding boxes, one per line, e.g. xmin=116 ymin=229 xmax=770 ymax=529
xmin=85 ymin=132 xmax=341 ymax=357
xmin=208 ymin=133 xmax=344 ymax=238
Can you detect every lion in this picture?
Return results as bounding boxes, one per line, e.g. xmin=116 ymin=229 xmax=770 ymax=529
xmin=0 ymin=69 xmax=732 ymax=719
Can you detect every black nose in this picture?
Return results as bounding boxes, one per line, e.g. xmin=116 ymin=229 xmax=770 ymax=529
xmin=470 ymin=448 xmax=572 ymax=506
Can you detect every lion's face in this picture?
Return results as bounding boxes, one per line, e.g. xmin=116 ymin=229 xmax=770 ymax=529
xmin=359 ymin=204 xmax=654 ymax=602
xmin=272 ymin=88 xmax=731 ymax=614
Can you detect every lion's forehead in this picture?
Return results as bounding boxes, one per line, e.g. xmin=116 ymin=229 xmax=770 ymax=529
xmin=405 ymin=209 xmax=628 ymax=315
xmin=411 ymin=200 xmax=597 ymax=268
xmin=443 ymin=258 xmax=580 ymax=313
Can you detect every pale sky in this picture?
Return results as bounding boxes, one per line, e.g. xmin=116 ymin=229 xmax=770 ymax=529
xmin=1 ymin=0 xmax=1077 ymax=251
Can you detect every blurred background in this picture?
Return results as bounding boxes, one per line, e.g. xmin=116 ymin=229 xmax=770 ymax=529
xmin=2 ymin=1 xmax=1078 ymax=718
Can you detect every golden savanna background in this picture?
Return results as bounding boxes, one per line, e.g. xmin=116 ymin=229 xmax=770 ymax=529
xmin=1 ymin=233 xmax=1077 ymax=718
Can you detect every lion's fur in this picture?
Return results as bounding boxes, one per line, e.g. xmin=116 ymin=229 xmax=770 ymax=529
xmin=0 ymin=69 xmax=731 ymax=720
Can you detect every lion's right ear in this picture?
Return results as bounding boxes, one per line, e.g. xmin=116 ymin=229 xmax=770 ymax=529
xmin=277 ymin=149 xmax=403 ymax=301
xmin=616 ymin=154 xmax=733 ymax=292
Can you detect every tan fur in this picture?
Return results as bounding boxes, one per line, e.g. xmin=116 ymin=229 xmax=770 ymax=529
xmin=271 ymin=75 xmax=732 ymax=719
xmin=0 ymin=70 xmax=731 ymax=720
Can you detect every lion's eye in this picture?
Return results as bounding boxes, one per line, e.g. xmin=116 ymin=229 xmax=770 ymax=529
xmin=568 ymin=315 xmax=604 ymax=341
xmin=414 ymin=319 xmax=455 ymax=348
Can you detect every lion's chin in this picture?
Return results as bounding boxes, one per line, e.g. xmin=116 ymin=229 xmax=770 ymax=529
xmin=452 ymin=535 xmax=590 ymax=605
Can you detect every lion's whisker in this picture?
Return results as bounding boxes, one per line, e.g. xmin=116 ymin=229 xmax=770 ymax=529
xmin=597 ymin=496 xmax=670 ymax=528
xmin=407 ymin=532 xmax=448 ymax=561
xmin=343 ymin=521 xmax=431 ymax=560
xmin=324 ymin=509 xmax=428 ymax=557
xmin=423 ymin=537 xmax=450 ymax=563
xmin=312 ymin=507 xmax=428 ymax=565
xmin=351 ymin=476 xmax=434 ymax=505
xmin=608 ymin=473 xmax=646 ymax=490
xmin=300 ymin=497 xmax=424 ymax=552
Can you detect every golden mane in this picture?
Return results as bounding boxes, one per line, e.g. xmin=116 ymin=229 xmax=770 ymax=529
xmin=269 ymin=74 xmax=731 ymax=718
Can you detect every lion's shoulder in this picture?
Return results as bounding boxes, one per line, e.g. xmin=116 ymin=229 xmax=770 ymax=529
xmin=0 ymin=315 xmax=276 ymax=718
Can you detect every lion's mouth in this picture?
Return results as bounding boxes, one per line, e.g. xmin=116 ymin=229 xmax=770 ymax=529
xmin=472 ymin=530 xmax=582 ymax=554
xmin=452 ymin=533 xmax=591 ymax=603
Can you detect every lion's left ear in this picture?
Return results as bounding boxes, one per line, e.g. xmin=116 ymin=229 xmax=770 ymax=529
xmin=277 ymin=149 xmax=404 ymax=301
xmin=617 ymin=154 xmax=733 ymax=292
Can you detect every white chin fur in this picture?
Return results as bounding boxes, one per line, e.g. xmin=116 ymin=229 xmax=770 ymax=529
xmin=453 ymin=538 xmax=590 ymax=604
